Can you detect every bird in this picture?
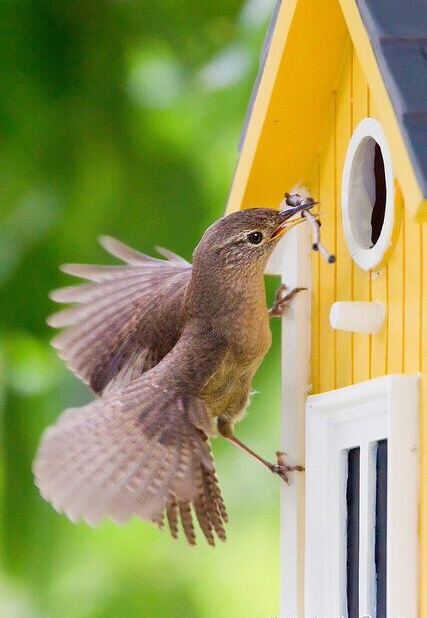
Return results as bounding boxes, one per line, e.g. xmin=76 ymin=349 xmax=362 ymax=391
xmin=33 ymin=205 xmax=308 ymax=546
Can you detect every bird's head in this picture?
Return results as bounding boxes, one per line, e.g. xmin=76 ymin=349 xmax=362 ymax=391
xmin=193 ymin=206 xmax=306 ymax=273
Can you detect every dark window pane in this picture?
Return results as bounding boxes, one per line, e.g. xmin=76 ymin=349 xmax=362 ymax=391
xmin=376 ymin=439 xmax=388 ymax=617
xmin=347 ymin=447 xmax=360 ymax=618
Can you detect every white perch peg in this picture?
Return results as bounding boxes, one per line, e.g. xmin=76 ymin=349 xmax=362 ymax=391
xmin=329 ymin=301 xmax=385 ymax=334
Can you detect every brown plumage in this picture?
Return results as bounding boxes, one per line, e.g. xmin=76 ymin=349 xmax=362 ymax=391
xmin=34 ymin=206 xmax=307 ymax=546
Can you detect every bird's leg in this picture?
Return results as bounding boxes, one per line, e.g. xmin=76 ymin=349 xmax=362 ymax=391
xmin=269 ymin=284 xmax=307 ymax=318
xmin=217 ymin=418 xmax=304 ymax=484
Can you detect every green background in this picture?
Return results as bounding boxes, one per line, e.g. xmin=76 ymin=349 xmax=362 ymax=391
xmin=0 ymin=1 xmax=283 ymax=616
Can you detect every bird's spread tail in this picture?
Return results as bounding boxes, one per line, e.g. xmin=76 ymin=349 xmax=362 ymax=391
xmin=33 ymin=377 xmax=227 ymax=546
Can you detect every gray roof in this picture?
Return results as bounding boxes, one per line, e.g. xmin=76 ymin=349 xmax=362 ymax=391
xmin=356 ymin=0 xmax=427 ymax=196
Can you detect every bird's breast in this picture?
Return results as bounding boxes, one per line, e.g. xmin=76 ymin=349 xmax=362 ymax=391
xmin=229 ymin=298 xmax=272 ymax=361
xmin=227 ymin=320 xmax=272 ymax=366
xmin=201 ymin=309 xmax=272 ymax=415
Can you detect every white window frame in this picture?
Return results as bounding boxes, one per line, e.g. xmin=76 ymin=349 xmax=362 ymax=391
xmin=305 ymin=375 xmax=419 ymax=618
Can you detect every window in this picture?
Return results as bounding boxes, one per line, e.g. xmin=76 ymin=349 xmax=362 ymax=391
xmin=341 ymin=118 xmax=395 ymax=271
xmin=305 ymin=375 xmax=419 ymax=617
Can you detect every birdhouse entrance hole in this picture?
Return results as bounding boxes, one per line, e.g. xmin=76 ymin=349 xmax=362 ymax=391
xmin=371 ymin=142 xmax=386 ymax=246
xmin=342 ymin=118 xmax=394 ymax=271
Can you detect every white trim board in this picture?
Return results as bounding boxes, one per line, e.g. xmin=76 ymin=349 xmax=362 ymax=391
xmin=267 ymin=222 xmax=312 ymax=618
xmin=305 ymin=375 xmax=419 ymax=618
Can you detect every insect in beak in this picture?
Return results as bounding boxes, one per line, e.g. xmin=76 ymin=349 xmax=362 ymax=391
xmin=270 ymin=217 xmax=306 ymax=240
xmin=270 ymin=199 xmax=316 ymax=240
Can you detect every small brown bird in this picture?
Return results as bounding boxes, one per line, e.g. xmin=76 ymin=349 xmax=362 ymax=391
xmin=34 ymin=206 xmax=307 ymax=546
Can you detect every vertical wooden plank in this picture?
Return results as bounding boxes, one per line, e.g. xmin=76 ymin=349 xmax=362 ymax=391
xmin=318 ymin=104 xmax=337 ymax=393
xmin=335 ymin=50 xmax=353 ymax=388
xmin=279 ymin=222 xmax=311 ymax=618
xmin=351 ymin=51 xmax=370 ymax=383
xmin=370 ymin=265 xmax=388 ymax=378
xmin=311 ymin=158 xmax=321 ymax=394
xmin=388 ymin=377 xmax=420 ymax=618
xmin=403 ymin=214 xmax=421 ymax=375
xmin=386 ymin=186 xmax=404 ymax=374
xmin=369 ymin=95 xmax=388 ymax=378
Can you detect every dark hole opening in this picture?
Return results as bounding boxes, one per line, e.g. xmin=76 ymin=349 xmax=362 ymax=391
xmin=346 ymin=447 xmax=360 ymax=618
xmin=375 ymin=439 xmax=388 ymax=618
xmin=371 ymin=143 xmax=387 ymax=246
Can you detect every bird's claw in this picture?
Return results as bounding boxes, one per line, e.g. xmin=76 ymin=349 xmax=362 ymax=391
xmin=269 ymin=284 xmax=307 ymax=317
xmin=271 ymin=451 xmax=305 ymax=484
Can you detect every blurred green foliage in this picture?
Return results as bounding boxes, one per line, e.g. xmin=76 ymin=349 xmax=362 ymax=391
xmin=0 ymin=1 xmax=283 ymax=616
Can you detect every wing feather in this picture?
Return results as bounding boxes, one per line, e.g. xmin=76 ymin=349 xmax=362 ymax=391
xmin=99 ymin=235 xmax=163 ymax=265
xmin=155 ymin=246 xmax=191 ymax=266
xmin=48 ymin=237 xmax=191 ymax=393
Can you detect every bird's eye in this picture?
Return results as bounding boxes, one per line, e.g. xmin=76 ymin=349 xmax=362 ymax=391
xmin=247 ymin=231 xmax=263 ymax=245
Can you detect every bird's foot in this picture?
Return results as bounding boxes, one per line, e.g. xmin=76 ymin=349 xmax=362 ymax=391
xmin=270 ymin=451 xmax=305 ymax=484
xmin=269 ymin=284 xmax=307 ymax=317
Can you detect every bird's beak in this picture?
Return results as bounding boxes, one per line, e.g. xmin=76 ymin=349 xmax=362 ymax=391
xmin=270 ymin=203 xmax=313 ymax=240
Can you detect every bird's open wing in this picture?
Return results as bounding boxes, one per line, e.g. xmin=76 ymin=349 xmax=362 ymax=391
xmin=34 ymin=331 xmax=228 ymax=545
xmin=47 ymin=236 xmax=192 ymax=394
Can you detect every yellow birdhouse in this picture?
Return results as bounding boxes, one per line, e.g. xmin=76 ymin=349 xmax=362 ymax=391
xmin=227 ymin=0 xmax=427 ymax=615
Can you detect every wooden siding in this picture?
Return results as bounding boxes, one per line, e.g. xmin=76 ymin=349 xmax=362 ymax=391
xmin=310 ymin=43 xmax=427 ymax=614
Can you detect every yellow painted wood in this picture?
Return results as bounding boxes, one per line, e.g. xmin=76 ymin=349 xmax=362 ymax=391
xmin=403 ymin=214 xmax=421 ymax=375
xmin=335 ymin=48 xmax=353 ymax=388
xmin=318 ymin=103 xmax=337 ymax=393
xmin=386 ymin=185 xmax=404 ymax=374
xmin=338 ymin=0 xmax=427 ymax=220
xmin=226 ymin=0 xmax=348 ymax=213
xmin=369 ymin=98 xmax=388 ymax=378
xmin=351 ymin=53 xmax=371 ymax=383
xmin=311 ymin=158 xmax=321 ymax=394
xmin=370 ymin=268 xmax=387 ymax=377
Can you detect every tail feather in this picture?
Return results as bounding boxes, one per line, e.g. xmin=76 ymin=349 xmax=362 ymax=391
xmin=166 ymin=499 xmax=179 ymax=539
xmin=194 ymin=468 xmax=216 ymax=546
xmin=33 ymin=383 xmax=227 ymax=545
xmin=179 ymin=502 xmax=197 ymax=546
